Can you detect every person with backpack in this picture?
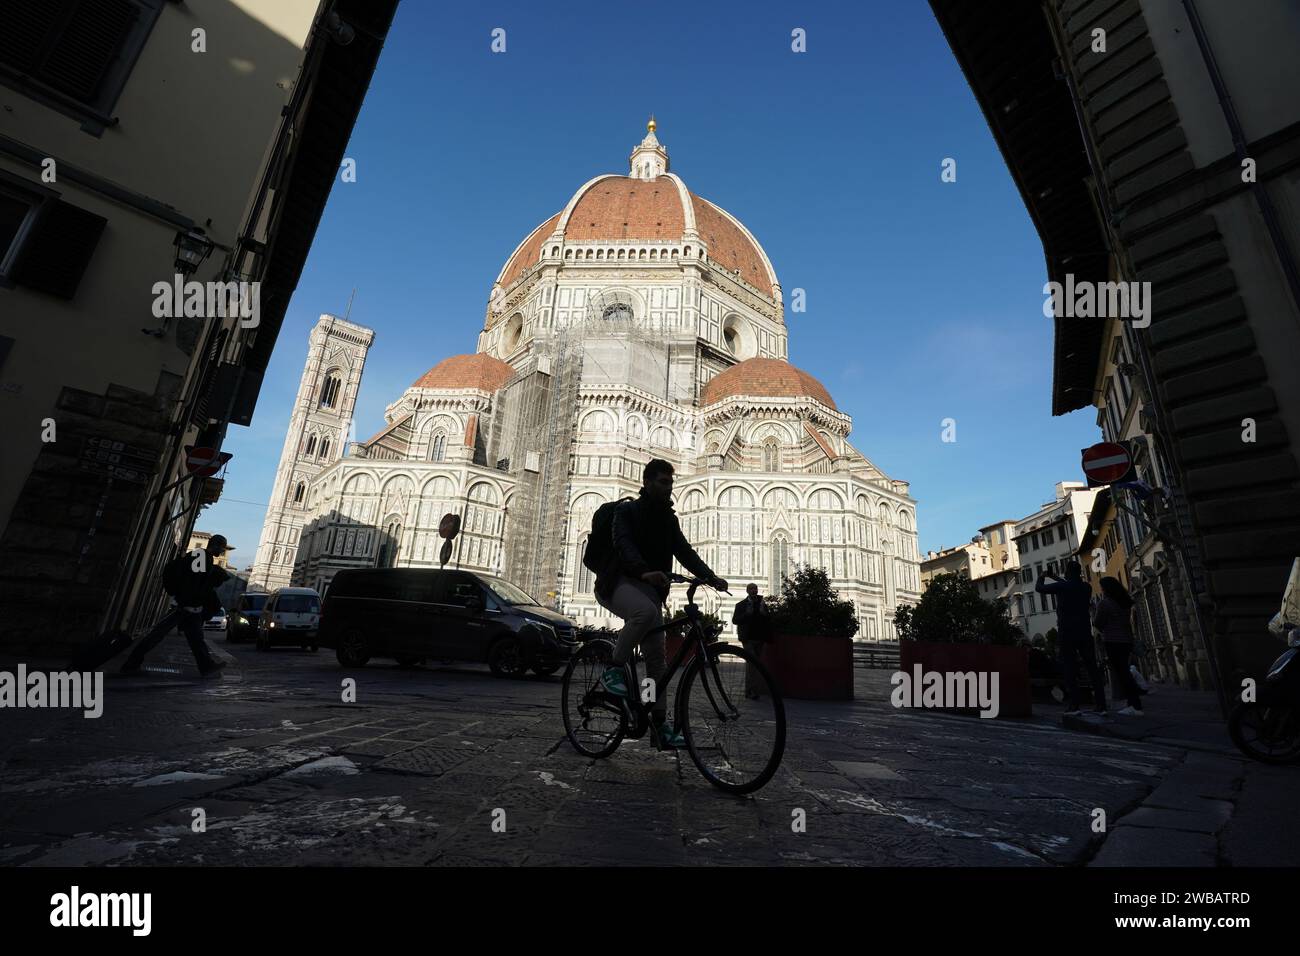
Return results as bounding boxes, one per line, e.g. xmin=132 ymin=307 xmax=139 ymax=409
xmin=585 ymin=458 xmax=727 ymax=748
xmin=1094 ymin=576 xmax=1145 ymax=716
xmin=120 ymin=534 xmax=230 ymax=677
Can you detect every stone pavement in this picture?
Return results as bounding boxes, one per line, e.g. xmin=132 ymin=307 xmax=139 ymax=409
xmin=1062 ymin=682 xmax=1299 ymax=867
xmin=1 ymin=637 xmax=1294 ymax=867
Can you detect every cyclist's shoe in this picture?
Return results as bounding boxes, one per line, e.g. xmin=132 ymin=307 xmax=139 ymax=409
xmin=655 ymin=722 xmax=686 ymax=749
xmin=599 ymin=666 xmax=629 ymax=697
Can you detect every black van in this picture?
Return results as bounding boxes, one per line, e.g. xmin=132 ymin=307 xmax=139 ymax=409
xmin=319 ymin=568 xmax=578 ymax=677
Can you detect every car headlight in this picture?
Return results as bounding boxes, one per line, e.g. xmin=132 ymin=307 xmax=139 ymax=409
xmin=269 ymin=622 xmax=276 ymax=628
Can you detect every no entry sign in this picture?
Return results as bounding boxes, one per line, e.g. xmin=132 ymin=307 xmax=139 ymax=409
xmin=1081 ymin=442 xmax=1133 ymax=486
xmin=184 ymin=445 xmax=232 ymax=478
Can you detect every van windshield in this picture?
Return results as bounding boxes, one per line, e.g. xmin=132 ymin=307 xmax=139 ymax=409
xmin=277 ymin=595 xmax=320 ymax=613
xmin=481 ymin=577 xmax=539 ymax=607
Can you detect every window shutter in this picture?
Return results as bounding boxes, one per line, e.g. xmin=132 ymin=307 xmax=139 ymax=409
xmin=0 ymin=0 xmax=141 ymax=105
xmin=0 ymin=0 xmax=70 ymax=75
xmin=10 ymin=198 xmax=106 ymax=299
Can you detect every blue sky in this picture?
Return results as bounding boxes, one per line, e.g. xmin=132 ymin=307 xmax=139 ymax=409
xmin=206 ymin=0 xmax=1101 ymax=569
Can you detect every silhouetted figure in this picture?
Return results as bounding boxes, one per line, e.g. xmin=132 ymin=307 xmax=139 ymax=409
xmin=1037 ymin=561 xmax=1105 ymax=716
xmin=732 ymin=583 xmax=771 ymax=699
xmin=1094 ymin=576 xmax=1144 ymax=715
xmin=122 ymin=535 xmax=230 ymax=677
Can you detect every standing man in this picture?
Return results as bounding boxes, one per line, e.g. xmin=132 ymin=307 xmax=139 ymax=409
xmin=593 ymin=458 xmax=728 ymax=748
xmin=732 ymin=583 xmax=771 ymax=699
xmin=121 ymin=534 xmax=230 ymax=677
xmin=1037 ymin=561 xmax=1106 ymax=716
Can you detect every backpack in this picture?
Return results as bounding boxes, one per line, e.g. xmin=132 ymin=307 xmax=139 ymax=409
xmin=582 ymin=497 xmax=634 ymax=575
xmin=162 ymin=552 xmax=196 ymax=598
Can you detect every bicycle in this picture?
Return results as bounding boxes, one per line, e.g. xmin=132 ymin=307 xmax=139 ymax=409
xmin=561 ymin=573 xmax=786 ymax=794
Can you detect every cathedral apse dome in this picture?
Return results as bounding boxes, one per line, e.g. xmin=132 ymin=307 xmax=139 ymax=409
xmin=410 ymin=353 xmax=515 ymax=392
xmin=701 ymin=357 xmax=837 ymax=410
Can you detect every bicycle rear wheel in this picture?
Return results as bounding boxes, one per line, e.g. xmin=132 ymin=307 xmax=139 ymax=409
xmin=561 ymin=639 xmax=627 ymax=759
xmin=679 ymin=641 xmax=785 ymax=794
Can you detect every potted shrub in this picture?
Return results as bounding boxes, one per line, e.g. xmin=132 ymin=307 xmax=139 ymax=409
xmin=894 ymin=573 xmax=1031 ymax=717
xmin=665 ymin=608 xmax=721 ymax=664
xmin=762 ymin=565 xmax=857 ymax=700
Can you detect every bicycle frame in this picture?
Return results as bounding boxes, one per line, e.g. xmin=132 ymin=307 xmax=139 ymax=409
xmin=588 ymin=576 xmax=740 ymax=743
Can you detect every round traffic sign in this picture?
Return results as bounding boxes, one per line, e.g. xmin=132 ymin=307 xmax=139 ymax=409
xmin=438 ymin=513 xmax=461 ymax=539
xmin=1082 ymin=442 xmax=1131 ymax=484
xmin=184 ymin=446 xmax=230 ymax=478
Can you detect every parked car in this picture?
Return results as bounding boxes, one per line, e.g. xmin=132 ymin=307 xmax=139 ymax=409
xmin=203 ymin=610 xmax=228 ymax=633
xmin=227 ymin=591 xmax=269 ymax=643
xmin=256 ymin=587 xmax=322 ymax=651
xmin=318 ymin=568 xmax=577 ymax=677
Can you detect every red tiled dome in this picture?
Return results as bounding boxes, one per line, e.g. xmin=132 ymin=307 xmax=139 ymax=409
xmin=497 ymin=176 xmax=777 ymax=299
xmin=411 ymin=353 xmax=515 ymax=392
xmin=701 ymin=358 xmax=836 ymax=409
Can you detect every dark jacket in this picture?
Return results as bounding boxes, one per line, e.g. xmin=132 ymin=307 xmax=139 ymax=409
xmin=1035 ymin=573 xmax=1093 ymax=639
xmin=732 ymin=595 xmax=771 ymax=642
xmin=1092 ymin=595 xmax=1134 ymax=643
xmin=596 ymin=492 xmax=713 ymax=601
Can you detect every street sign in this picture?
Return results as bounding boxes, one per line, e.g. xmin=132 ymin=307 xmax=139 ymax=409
xmin=184 ymin=445 xmax=232 ymax=478
xmin=438 ymin=513 xmax=461 ymax=539
xmin=1081 ymin=442 xmax=1133 ymax=486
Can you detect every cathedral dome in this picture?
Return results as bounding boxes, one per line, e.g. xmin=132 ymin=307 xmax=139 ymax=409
xmin=411 ymin=353 xmax=515 ymax=392
xmin=701 ymin=357 xmax=836 ymax=410
xmin=495 ymin=121 xmax=779 ymax=301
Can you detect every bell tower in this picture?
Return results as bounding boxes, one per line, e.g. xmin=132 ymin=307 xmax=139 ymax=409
xmin=250 ymin=314 xmax=374 ymax=590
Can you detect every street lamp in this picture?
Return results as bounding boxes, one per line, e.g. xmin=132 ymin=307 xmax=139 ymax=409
xmin=142 ymin=227 xmax=216 ymax=337
xmin=173 ymin=226 xmax=215 ymax=276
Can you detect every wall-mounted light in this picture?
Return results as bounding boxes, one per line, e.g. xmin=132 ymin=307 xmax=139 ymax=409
xmin=143 ymin=227 xmax=216 ymax=336
xmin=174 ymin=226 xmax=214 ymax=277
xmin=323 ymin=11 xmax=354 ymax=45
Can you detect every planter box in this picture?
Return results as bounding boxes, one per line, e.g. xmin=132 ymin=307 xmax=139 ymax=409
xmin=898 ymin=641 xmax=1031 ymax=718
xmin=762 ymin=632 xmax=854 ymax=701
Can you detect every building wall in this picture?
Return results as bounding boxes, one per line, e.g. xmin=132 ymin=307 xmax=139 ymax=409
xmin=0 ymin=0 xmax=323 ymax=654
xmin=1046 ymin=0 xmax=1300 ymax=687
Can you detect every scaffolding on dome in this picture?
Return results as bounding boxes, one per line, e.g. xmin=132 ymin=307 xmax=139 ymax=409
xmin=487 ymin=291 xmax=673 ymax=608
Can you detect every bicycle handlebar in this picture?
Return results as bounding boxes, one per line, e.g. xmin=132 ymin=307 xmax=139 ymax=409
xmin=668 ymin=573 xmax=730 ymax=598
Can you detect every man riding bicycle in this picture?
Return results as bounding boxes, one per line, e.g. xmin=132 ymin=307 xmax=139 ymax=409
xmin=593 ymin=458 xmax=728 ymax=748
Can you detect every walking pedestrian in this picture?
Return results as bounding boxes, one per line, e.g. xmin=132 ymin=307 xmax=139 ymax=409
xmin=1037 ymin=561 xmax=1106 ymax=716
xmin=1094 ymin=576 xmax=1145 ymax=715
xmin=121 ymin=535 xmax=230 ymax=677
xmin=731 ymin=583 xmax=772 ymax=699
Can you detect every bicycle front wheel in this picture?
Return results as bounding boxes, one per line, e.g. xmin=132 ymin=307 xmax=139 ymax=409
xmin=561 ymin=639 xmax=626 ymax=759
xmin=679 ymin=642 xmax=785 ymax=794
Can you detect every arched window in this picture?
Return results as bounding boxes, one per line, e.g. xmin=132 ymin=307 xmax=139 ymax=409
xmin=319 ymin=437 xmax=331 ymax=461
xmin=304 ymin=434 xmax=317 ymax=457
xmin=319 ymin=371 xmax=342 ymax=409
xmin=770 ymin=536 xmax=790 ymax=595
xmin=431 ymin=433 xmax=447 ymax=461
xmin=293 ymin=481 xmax=305 ymax=504
xmin=762 ymin=439 xmax=780 ymax=472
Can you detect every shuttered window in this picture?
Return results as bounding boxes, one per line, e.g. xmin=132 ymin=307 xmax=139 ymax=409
xmin=3 ymin=189 xmax=106 ymax=299
xmin=0 ymin=0 xmax=165 ymax=133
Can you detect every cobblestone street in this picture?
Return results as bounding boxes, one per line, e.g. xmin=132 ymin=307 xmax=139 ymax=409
xmin=6 ymin=641 xmax=1284 ymax=867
